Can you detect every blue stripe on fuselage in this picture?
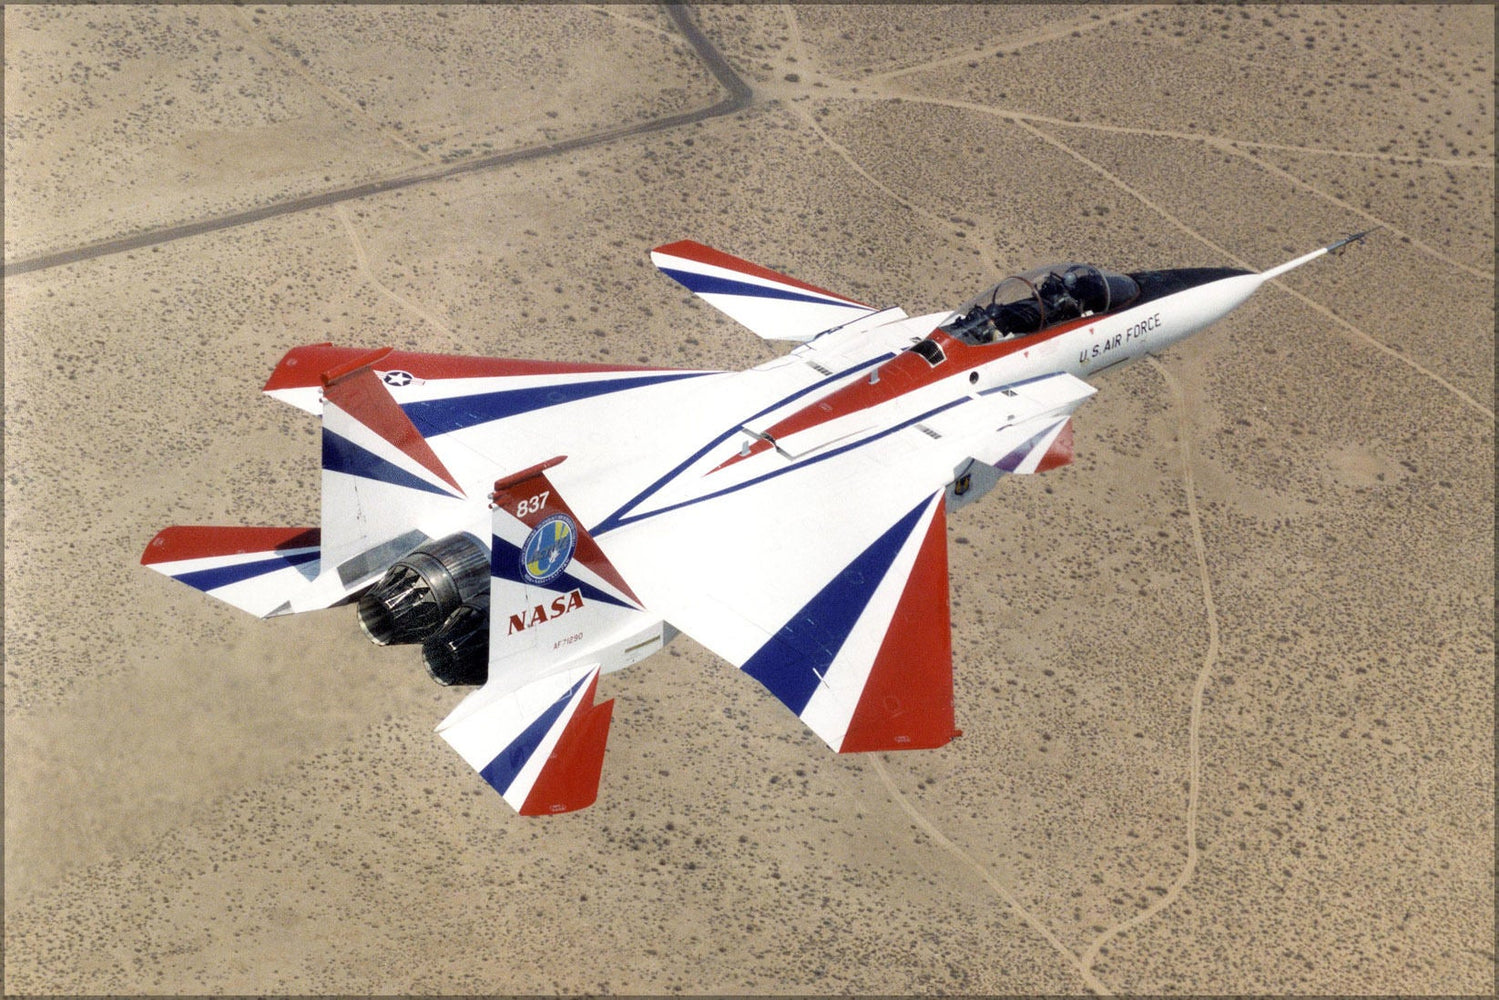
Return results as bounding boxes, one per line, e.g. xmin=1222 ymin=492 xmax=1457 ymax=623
xmin=597 ymin=393 xmax=966 ymax=533
xmin=591 ymin=353 xmax=896 ymax=535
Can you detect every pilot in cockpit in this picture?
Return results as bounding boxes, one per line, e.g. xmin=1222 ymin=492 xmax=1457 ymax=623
xmin=1039 ymin=272 xmax=1081 ymax=325
xmin=1071 ymin=266 xmax=1113 ymax=315
xmin=944 ymin=263 xmax=1121 ymax=345
xmin=948 ymin=305 xmax=1000 ymax=344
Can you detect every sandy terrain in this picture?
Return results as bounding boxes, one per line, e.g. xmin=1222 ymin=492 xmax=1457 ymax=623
xmin=4 ymin=3 xmax=1492 ymax=994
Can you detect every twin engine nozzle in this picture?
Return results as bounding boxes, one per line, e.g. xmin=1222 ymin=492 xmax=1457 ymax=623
xmin=356 ymin=533 xmax=492 ymax=686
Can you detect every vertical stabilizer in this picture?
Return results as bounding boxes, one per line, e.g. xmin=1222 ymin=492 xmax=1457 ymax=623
xmin=483 ymin=457 xmax=663 ymax=691
xmin=433 ymin=458 xmax=667 ymax=815
xmin=319 ymin=359 xmax=468 ymax=587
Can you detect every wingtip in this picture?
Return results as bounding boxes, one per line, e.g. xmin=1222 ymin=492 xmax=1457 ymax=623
xmin=650 ymin=238 xmax=709 ymax=259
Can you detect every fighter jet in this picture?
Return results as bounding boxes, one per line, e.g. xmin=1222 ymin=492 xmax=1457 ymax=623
xmin=142 ymin=231 xmax=1371 ymax=814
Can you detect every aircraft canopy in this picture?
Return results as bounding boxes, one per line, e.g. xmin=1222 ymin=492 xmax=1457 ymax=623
xmin=940 ymin=263 xmax=1140 ymax=345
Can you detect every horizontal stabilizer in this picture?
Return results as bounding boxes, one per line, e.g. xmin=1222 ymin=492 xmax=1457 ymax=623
xmin=141 ymin=525 xmax=333 ymax=618
xmin=651 ymin=239 xmax=877 ymax=342
xmin=437 ymin=663 xmax=614 ymax=815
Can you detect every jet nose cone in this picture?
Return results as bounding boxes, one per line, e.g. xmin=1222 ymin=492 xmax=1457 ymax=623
xmin=1128 ymin=267 xmax=1256 ymax=305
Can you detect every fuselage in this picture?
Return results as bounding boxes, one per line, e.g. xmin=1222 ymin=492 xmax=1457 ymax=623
xmin=149 ymin=233 xmax=1368 ymax=816
xmin=715 ymin=266 xmax=1262 ymax=472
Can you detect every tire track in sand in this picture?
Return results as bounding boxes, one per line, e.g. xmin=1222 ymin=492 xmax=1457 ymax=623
xmin=1076 ymin=356 xmax=1221 ymax=980
xmin=867 ymin=7 xmax=1151 ymax=85
xmin=5 ymin=5 xmax=751 ymax=278
xmin=333 ymin=203 xmax=454 ymax=338
xmin=869 ymin=755 xmax=1112 ymax=995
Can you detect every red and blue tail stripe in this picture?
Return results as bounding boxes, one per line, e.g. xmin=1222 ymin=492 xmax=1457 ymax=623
xmin=141 ymin=526 xmax=321 ymax=618
xmin=441 ymin=663 xmax=614 ymax=815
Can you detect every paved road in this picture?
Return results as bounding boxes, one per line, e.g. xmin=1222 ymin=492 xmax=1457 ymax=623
xmin=4 ymin=5 xmax=752 ymax=278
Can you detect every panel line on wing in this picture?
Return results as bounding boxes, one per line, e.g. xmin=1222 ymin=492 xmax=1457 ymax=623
xmin=591 ymin=352 xmax=902 ymax=535
xmin=599 ymin=393 xmax=970 ymax=532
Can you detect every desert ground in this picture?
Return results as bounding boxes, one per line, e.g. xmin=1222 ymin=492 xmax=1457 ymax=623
xmin=4 ymin=4 xmax=1493 ymax=994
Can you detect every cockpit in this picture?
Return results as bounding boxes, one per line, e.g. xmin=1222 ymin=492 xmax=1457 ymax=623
xmin=939 ymin=263 xmax=1141 ymax=345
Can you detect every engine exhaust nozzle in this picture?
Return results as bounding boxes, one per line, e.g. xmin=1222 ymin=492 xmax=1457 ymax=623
xmin=356 ymin=533 xmax=489 ymax=646
xmin=421 ymin=596 xmax=490 ymax=687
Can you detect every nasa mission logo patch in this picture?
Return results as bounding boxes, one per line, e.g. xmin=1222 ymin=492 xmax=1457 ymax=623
xmin=520 ymin=514 xmax=577 ymax=586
